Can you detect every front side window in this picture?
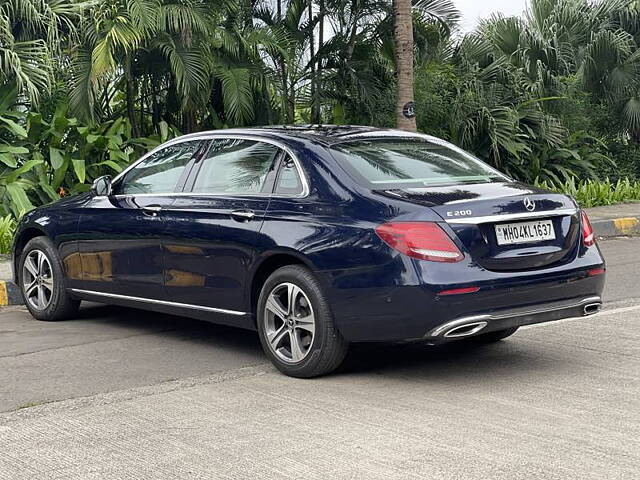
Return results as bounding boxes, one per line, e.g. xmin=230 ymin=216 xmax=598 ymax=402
xmin=329 ymin=138 xmax=509 ymax=189
xmin=117 ymin=141 xmax=202 ymax=195
xmin=192 ymin=139 xmax=280 ymax=194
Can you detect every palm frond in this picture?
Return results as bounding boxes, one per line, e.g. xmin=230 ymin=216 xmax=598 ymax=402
xmin=216 ymin=67 xmax=254 ymax=125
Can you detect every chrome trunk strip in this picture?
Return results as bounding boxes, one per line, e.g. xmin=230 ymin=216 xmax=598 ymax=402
xmin=444 ymin=208 xmax=578 ymax=224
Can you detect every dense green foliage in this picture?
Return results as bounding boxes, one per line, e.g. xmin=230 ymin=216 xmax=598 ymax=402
xmin=0 ymin=214 xmax=15 ymax=254
xmin=539 ymin=178 xmax=640 ymax=208
xmin=0 ymin=84 xmax=174 ymax=217
xmin=2 ymin=0 xmax=640 ymax=223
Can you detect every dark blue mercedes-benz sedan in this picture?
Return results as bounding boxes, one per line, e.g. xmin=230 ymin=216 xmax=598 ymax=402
xmin=12 ymin=126 xmax=605 ymax=377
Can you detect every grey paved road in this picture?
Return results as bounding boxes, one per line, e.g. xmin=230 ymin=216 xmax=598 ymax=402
xmin=0 ymin=238 xmax=639 ymax=479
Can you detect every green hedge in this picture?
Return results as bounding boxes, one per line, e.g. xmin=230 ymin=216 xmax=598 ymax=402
xmin=537 ymin=178 xmax=640 ymax=208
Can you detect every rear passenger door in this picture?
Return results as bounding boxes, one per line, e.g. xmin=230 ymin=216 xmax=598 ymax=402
xmin=161 ymin=137 xmax=281 ymax=314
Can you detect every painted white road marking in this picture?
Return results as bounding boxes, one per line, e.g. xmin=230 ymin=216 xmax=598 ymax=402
xmin=522 ymin=303 xmax=640 ymax=329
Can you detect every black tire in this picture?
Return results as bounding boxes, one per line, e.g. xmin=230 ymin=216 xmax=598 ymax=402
xmin=257 ymin=265 xmax=348 ymax=378
xmin=472 ymin=326 xmax=519 ymax=344
xmin=18 ymin=236 xmax=80 ymax=321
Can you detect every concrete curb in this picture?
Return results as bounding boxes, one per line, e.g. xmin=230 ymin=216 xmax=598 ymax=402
xmin=0 ymin=280 xmax=23 ymax=306
xmin=591 ymin=217 xmax=640 ymax=238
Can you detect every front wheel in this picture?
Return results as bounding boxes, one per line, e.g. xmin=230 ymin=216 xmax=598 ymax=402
xmin=18 ymin=236 xmax=80 ymax=321
xmin=257 ymin=265 xmax=348 ymax=378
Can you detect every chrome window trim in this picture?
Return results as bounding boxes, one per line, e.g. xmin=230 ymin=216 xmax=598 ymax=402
xmin=111 ymin=137 xmax=205 ymax=195
xmin=411 ymin=133 xmax=512 ymax=182
xmin=69 ymin=289 xmax=247 ymax=316
xmin=444 ymin=208 xmax=578 ymax=224
xmin=110 ymin=133 xmax=310 ymax=199
xmin=329 ymin=131 xmax=512 ymax=186
xmin=109 ymin=192 xmax=302 ymax=200
xmin=446 ymin=193 xmax=523 ymax=205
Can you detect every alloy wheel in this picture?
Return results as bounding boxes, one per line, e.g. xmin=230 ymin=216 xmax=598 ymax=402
xmin=22 ymin=249 xmax=54 ymax=310
xmin=264 ymin=282 xmax=316 ymax=363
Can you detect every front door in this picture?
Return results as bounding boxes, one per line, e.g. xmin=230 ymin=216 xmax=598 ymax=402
xmin=161 ymin=137 xmax=282 ymax=314
xmin=76 ymin=140 xmax=204 ymax=299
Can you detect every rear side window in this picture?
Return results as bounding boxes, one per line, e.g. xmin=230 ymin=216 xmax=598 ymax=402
xmin=329 ymin=139 xmax=508 ymax=188
xmin=192 ymin=139 xmax=280 ymax=194
xmin=274 ymin=155 xmax=304 ymax=196
xmin=117 ymin=141 xmax=201 ymax=195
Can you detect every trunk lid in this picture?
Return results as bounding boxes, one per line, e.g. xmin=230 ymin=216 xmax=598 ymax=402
xmin=377 ymin=182 xmax=580 ymax=271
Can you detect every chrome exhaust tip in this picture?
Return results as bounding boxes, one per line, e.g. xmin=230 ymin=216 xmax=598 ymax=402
xmin=443 ymin=321 xmax=488 ymax=338
xmin=583 ymin=302 xmax=601 ymax=315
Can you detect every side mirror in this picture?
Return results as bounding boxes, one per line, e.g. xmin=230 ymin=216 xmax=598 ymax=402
xmin=91 ymin=175 xmax=113 ymax=196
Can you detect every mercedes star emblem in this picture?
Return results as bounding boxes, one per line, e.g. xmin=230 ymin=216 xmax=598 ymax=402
xmin=523 ymin=197 xmax=536 ymax=212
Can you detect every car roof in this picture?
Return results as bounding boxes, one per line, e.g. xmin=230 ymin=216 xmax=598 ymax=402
xmin=255 ymin=125 xmax=395 ymax=144
xmin=176 ymin=125 xmax=435 ymax=147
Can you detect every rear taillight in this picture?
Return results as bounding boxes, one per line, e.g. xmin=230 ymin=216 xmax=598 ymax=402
xmin=438 ymin=286 xmax=480 ymax=296
xmin=375 ymin=222 xmax=464 ymax=262
xmin=581 ymin=210 xmax=595 ymax=247
xmin=587 ymin=267 xmax=605 ymax=276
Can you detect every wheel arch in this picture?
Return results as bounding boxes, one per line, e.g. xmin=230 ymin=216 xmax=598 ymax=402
xmin=248 ymin=250 xmax=319 ymax=319
xmin=12 ymin=226 xmax=48 ymax=282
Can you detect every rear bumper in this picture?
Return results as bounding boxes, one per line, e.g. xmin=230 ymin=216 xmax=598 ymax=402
xmin=324 ymin=263 xmax=606 ymax=342
xmin=425 ymin=295 xmax=602 ymax=342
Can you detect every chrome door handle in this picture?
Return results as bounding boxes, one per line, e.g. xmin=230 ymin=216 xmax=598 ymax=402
xmin=142 ymin=205 xmax=162 ymax=216
xmin=230 ymin=210 xmax=255 ymax=221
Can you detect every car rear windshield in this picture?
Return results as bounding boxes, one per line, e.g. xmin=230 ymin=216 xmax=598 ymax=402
xmin=328 ymin=138 xmax=508 ymax=188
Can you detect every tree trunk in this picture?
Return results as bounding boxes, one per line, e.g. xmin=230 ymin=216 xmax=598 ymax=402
xmin=182 ymin=110 xmax=196 ymax=133
xmin=288 ymin=78 xmax=295 ymax=123
xmin=151 ymin=76 xmax=160 ymax=132
xmin=102 ymin=85 xmax=111 ymax=118
xmin=279 ymin=57 xmax=290 ymax=123
xmin=140 ymin=75 xmax=145 ymax=137
xmin=276 ymin=0 xmax=290 ymax=123
xmin=242 ymin=0 xmax=255 ymax=29
xmin=312 ymin=0 xmax=324 ymax=124
xmin=345 ymin=0 xmax=359 ymax=61
xmin=393 ymin=0 xmax=416 ymax=132
xmin=124 ymin=53 xmax=141 ymax=137
xmin=309 ymin=0 xmax=317 ymax=124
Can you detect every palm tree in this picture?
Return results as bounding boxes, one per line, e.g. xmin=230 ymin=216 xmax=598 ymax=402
xmin=0 ymin=0 xmax=79 ymax=104
xmin=253 ymin=0 xmax=316 ymax=123
xmin=70 ymin=0 xmax=221 ymax=133
xmin=444 ymin=0 xmax=636 ymax=181
xmin=209 ymin=12 xmax=282 ymax=127
xmin=393 ymin=0 xmax=415 ymax=131
xmin=579 ymin=1 xmax=640 ymax=141
xmin=393 ymin=0 xmax=458 ymax=131
xmin=467 ymin=0 xmax=639 ymax=141
xmin=314 ymin=0 xmax=389 ymax=124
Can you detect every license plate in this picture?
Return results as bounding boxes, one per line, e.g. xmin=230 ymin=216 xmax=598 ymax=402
xmin=495 ymin=219 xmax=555 ymax=245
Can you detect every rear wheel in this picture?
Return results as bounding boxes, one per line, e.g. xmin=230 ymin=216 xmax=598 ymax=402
xmin=257 ymin=265 xmax=348 ymax=378
xmin=19 ymin=237 xmax=80 ymax=321
xmin=472 ymin=326 xmax=519 ymax=343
